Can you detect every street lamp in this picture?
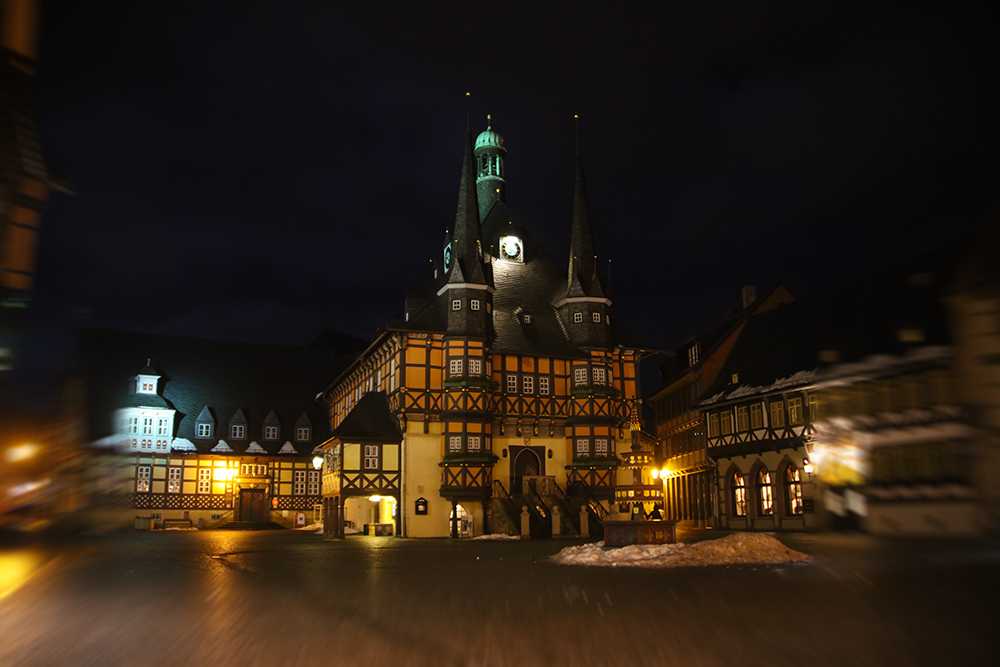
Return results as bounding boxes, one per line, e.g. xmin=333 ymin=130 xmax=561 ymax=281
xmin=6 ymin=444 xmax=39 ymax=463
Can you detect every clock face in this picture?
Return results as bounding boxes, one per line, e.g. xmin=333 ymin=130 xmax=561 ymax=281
xmin=443 ymin=243 xmax=452 ymax=270
xmin=499 ymin=235 xmax=523 ymax=262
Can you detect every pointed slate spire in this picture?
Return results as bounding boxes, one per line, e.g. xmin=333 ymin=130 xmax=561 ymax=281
xmin=449 ymin=98 xmax=488 ymax=286
xmin=567 ymin=116 xmax=601 ymax=298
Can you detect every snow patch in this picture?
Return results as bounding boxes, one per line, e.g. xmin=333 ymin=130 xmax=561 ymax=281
xmin=470 ymin=534 xmax=521 ymax=541
xmin=550 ymin=533 xmax=812 ymax=568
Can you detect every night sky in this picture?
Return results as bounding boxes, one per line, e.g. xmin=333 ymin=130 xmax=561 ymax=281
xmin=14 ymin=1 xmax=1000 ymax=407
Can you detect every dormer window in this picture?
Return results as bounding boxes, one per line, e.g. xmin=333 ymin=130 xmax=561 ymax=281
xmin=296 ymin=427 xmax=311 ymax=442
xmin=231 ymin=424 xmax=245 ymax=439
xmin=688 ymin=344 xmax=700 ymax=367
xmin=196 ymin=423 xmax=212 ymax=438
xmin=264 ymin=425 xmax=278 ymax=440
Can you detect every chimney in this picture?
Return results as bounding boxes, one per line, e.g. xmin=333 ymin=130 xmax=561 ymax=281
xmin=741 ymin=285 xmax=757 ymax=309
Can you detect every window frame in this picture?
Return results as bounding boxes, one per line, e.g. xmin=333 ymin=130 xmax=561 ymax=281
xmin=167 ymin=467 xmax=181 ymax=494
xmin=770 ymin=402 xmax=785 ymax=428
xmin=196 ymin=422 xmax=212 ymax=439
xmin=263 ymin=425 xmax=278 ymax=441
xmin=732 ymin=471 xmax=746 ymax=517
xmin=757 ymin=468 xmax=773 ymax=515
xmin=231 ymin=424 xmax=245 ymax=439
xmin=750 ymin=403 xmax=763 ymax=429
xmin=452 ymin=299 xmax=461 ymax=311
xmin=573 ymin=312 xmax=583 ymax=323
xmin=137 ymin=466 xmax=151 ymax=493
xmin=785 ymin=466 xmax=803 ymax=515
xmin=296 ymin=427 xmax=311 ymax=442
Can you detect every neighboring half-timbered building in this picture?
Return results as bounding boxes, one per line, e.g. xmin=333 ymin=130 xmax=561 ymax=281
xmin=649 ymin=284 xmax=795 ymax=527
xmin=77 ymin=328 xmax=366 ymax=528
xmin=319 ymin=116 xmax=650 ymax=538
xmin=700 ymin=240 xmax=982 ymax=535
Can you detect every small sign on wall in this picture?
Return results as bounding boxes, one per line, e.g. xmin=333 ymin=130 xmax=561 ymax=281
xmin=415 ymin=497 xmax=428 ymax=515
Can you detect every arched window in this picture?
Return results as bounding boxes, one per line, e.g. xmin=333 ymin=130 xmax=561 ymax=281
xmin=757 ymin=468 xmax=773 ymax=515
xmin=732 ymin=471 xmax=746 ymax=517
xmin=785 ymin=466 xmax=803 ymax=515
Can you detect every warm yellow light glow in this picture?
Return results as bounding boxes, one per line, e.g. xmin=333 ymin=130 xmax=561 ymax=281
xmin=312 ymin=456 xmax=323 ymax=470
xmin=803 ymin=459 xmax=814 ymax=474
xmin=650 ymin=469 xmax=659 ymax=479
xmin=6 ymin=444 xmax=39 ymax=462
xmin=0 ymin=551 xmax=42 ymax=601
xmin=369 ymin=495 xmax=382 ymax=502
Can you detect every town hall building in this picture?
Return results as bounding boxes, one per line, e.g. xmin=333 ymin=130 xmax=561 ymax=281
xmin=318 ymin=114 xmax=651 ymax=538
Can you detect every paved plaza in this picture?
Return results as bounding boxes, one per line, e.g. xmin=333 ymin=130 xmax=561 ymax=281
xmin=1 ymin=528 xmax=997 ymax=666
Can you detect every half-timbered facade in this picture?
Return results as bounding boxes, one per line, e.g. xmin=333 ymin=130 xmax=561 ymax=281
xmin=78 ymin=328 xmax=365 ymax=528
xmin=649 ymin=284 xmax=794 ymax=527
xmin=700 ymin=240 xmax=982 ymax=535
xmin=320 ymin=116 xmax=649 ymax=538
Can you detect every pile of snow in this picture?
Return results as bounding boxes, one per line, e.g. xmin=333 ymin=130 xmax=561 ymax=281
xmin=295 ymin=523 xmax=323 ymax=532
xmin=551 ymin=533 xmax=812 ymax=568
xmin=471 ymin=533 xmax=521 ymax=541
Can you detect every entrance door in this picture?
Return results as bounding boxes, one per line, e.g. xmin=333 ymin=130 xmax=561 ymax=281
xmin=239 ymin=489 xmax=266 ymax=521
xmin=511 ymin=448 xmax=542 ymax=495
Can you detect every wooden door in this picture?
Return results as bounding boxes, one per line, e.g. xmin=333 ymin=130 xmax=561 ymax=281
xmin=239 ymin=489 xmax=266 ymax=521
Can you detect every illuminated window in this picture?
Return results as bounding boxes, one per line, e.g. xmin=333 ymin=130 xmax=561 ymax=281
xmin=264 ymin=425 xmax=278 ymax=440
xmin=736 ymin=406 xmax=749 ymax=431
xmin=155 ymin=439 xmax=167 ymax=450
xmin=293 ymin=470 xmax=306 ymax=494
xmin=757 ymin=468 xmax=773 ymax=515
xmin=574 ymin=312 xmax=584 ymax=323
xmin=720 ymin=411 xmax=732 ymax=435
xmin=296 ymin=427 xmax=311 ymax=442
xmin=231 ymin=424 xmax=245 ymax=439
xmin=788 ymin=397 xmax=803 ymax=424
xmin=750 ymin=404 xmax=763 ymax=429
xmin=449 ymin=436 xmax=462 ymax=453
xmin=157 ymin=419 xmax=168 ymax=436
xmin=573 ymin=368 xmax=588 ymax=386
xmin=523 ymin=376 xmax=534 ymax=394
xmin=575 ymin=438 xmax=590 ymax=458
xmin=592 ymin=312 xmax=601 ymax=322
xmin=539 ymin=377 xmax=550 ymax=395
xmin=732 ymin=471 xmax=746 ymax=517
xmin=167 ymin=467 xmax=181 ymax=494
xmin=507 ymin=375 xmax=517 ymax=393
xmin=808 ymin=394 xmax=819 ymax=421
xmin=363 ymin=445 xmax=379 ymax=469
xmin=522 ymin=314 xmax=532 ymax=324
xmin=593 ymin=367 xmax=606 ymax=385
xmin=137 ymin=466 xmax=151 ymax=493
xmin=770 ymin=402 xmax=785 ymax=428
xmin=197 ymin=468 xmax=211 ymax=494
xmin=449 ymin=359 xmax=463 ymax=377
xmin=452 ymin=299 xmax=461 ymax=311
xmin=307 ymin=470 xmax=320 ymax=495
xmin=708 ymin=413 xmax=719 ymax=437
xmin=594 ymin=438 xmax=609 ymax=456
xmin=471 ymin=299 xmax=480 ymax=311
xmin=785 ymin=466 xmax=803 ymax=515
xmin=469 ymin=358 xmax=482 ymax=376
xmin=468 ymin=436 xmax=481 ymax=452
xmin=687 ymin=345 xmax=699 ymax=367
xmin=196 ymin=422 xmax=212 ymax=438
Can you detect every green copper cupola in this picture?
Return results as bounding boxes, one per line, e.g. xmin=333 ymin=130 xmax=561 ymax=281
xmin=474 ymin=115 xmax=506 ymax=221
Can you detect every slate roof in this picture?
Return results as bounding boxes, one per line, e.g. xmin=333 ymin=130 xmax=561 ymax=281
xmin=700 ymin=238 xmax=969 ymax=402
xmin=391 ymin=196 xmax=647 ymax=358
xmin=331 ymin=391 xmax=402 ymax=442
xmin=79 ymin=329 xmax=367 ymax=455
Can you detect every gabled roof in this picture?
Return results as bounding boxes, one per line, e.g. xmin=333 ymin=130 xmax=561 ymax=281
xmin=700 ymin=238 xmax=968 ymax=403
xmin=333 ymin=391 xmax=402 ymax=442
xmin=79 ymin=328 xmax=366 ymax=455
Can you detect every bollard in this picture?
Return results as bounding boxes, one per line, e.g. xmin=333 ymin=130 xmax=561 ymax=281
xmin=580 ymin=507 xmax=589 ymax=538
xmin=552 ymin=505 xmax=561 ymax=537
xmin=520 ymin=506 xmax=531 ymax=539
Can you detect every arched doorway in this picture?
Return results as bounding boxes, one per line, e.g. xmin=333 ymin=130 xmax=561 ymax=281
xmin=511 ymin=447 xmax=543 ymax=495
